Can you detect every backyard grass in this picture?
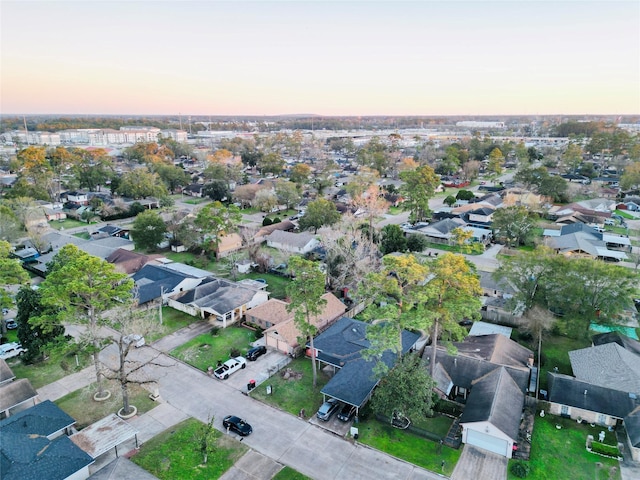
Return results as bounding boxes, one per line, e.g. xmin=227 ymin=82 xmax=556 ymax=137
xmin=171 ymin=326 xmax=257 ymax=371
xmin=357 ymin=418 xmax=461 ymax=476
xmin=507 ymin=412 xmax=621 ymax=480
xmin=131 ymin=418 xmax=247 ymax=480
xmin=512 ymin=330 xmax=591 ymax=391
xmin=249 ymin=357 xmax=330 ymax=418
xmin=55 ymin=381 xmax=157 ymax=429
xmin=272 ymin=466 xmax=312 ymax=480
xmin=239 ymin=272 xmax=291 ymax=300
xmin=614 ymin=209 xmax=637 ymax=220
xmin=10 ymin=347 xmax=94 ymax=389
xmin=48 ymin=218 xmax=91 ymax=230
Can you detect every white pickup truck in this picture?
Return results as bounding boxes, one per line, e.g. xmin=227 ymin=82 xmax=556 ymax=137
xmin=214 ymin=356 xmax=247 ymax=380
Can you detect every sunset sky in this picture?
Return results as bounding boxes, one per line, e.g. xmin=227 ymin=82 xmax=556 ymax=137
xmin=2 ymin=1 xmax=639 ymax=116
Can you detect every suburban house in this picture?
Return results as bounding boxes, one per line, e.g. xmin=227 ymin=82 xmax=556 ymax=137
xmin=25 ymin=231 xmax=135 ymax=277
xmin=106 ymin=249 xmax=157 ymax=275
xmin=569 ymin=342 xmax=640 ymax=395
xmin=245 ymin=298 xmax=292 ymax=330
xmin=543 ymin=223 xmax=629 ymax=262
xmin=311 ymin=317 xmax=420 ymax=415
xmin=0 ymin=400 xmax=94 ymax=480
xmin=0 ymin=359 xmax=38 ymax=419
xmin=425 ymin=334 xmax=535 ymax=458
xmin=411 ymin=218 xmax=467 ymax=244
xmin=547 ymin=372 xmax=640 ymax=461
xmin=261 ymin=293 xmax=347 ymax=355
xmin=216 ymin=233 xmax=243 ymax=258
xmin=182 ymin=183 xmax=205 ymax=197
xmin=131 ymin=263 xmax=206 ymax=305
xmin=249 ymin=220 xmax=296 ymax=243
xmin=477 ymin=271 xmax=519 ymax=324
xmin=265 ymin=230 xmax=320 ymax=254
xmin=167 ymin=277 xmax=269 ymax=327
xmin=64 ymin=190 xmax=89 ymax=205
xmin=465 ymin=207 xmax=495 ymax=226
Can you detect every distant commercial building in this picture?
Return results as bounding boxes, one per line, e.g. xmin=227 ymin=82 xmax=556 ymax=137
xmin=456 ymin=121 xmax=506 ymax=129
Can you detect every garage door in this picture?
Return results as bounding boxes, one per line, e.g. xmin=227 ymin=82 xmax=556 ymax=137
xmin=466 ymin=429 xmax=508 ymax=457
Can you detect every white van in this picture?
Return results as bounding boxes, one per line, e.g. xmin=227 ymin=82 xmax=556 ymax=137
xmin=0 ymin=342 xmax=26 ymax=360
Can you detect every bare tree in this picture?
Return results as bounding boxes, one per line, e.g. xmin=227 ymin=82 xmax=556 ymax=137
xmin=323 ymin=217 xmax=380 ymax=297
xmin=518 ymin=306 xmax=557 ymax=398
xmin=100 ymin=304 xmax=173 ymax=416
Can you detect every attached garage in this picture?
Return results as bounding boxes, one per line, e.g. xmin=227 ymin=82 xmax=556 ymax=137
xmin=465 ymin=428 xmax=509 ymax=457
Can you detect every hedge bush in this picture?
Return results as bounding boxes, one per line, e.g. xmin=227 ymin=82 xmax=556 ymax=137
xmin=510 ymin=461 xmax=531 ymax=478
xmin=590 ymin=441 xmax=620 ymax=458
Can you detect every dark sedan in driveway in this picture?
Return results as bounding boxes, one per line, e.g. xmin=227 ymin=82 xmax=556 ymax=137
xmin=246 ymin=345 xmax=267 ymax=361
xmin=223 ymin=415 xmax=252 ymax=436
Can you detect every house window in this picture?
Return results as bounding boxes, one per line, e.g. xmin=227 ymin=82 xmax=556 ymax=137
xmin=561 ymin=405 xmax=570 ymax=417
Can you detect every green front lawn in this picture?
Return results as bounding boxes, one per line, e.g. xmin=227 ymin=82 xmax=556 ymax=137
xmin=171 ymin=327 xmax=256 ymax=372
xmin=249 ymin=358 xmax=329 ymax=418
xmin=150 ymin=307 xmax=200 ymax=341
xmin=10 ymin=347 xmax=94 ymax=389
xmin=508 ymin=413 xmax=620 ymax=480
xmin=131 ymin=418 xmax=247 ymax=480
xmin=357 ymin=418 xmax=461 ymax=476
xmin=55 ymin=381 xmax=157 ymax=429
xmin=412 ymin=414 xmax=454 ymax=438
xmin=272 ymin=467 xmax=312 ymax=480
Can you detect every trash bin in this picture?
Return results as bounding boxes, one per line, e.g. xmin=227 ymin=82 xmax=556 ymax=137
xmin=247 ymin=379 xmax=256 ymax=391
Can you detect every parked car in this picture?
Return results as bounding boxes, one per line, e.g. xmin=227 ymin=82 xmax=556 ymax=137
xmin=337 ymin=403 xmax=357 ymax=422
xmin=123 ymin=334 xmax=145 ymax=348
xmin=604 ymin=219 xmax=616 ymax=226
xmin=223 ymin=415 xmax=252 ymax=436
xmin=5 ymin=319 xmax=18 ymax=330
xmin=316 ymin=398 xmax=340 ymax=421
xmin=246 ymin=345 xmax=267 ymax=361
xmin=214 ymin=356 xmax=247 ymax=379
xmin=0 ymin=342 xmax=26 ymax=360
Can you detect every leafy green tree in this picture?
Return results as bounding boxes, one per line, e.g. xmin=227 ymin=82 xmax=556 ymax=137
xmin=487 ymin=148 xmax=504 ymax=177
xmin=289 ymin=163 xmax=311 ymax=184
xmin=37 ymin=245 xmax=133 ymax=398
xmin=494 ymin=246 xmax=558 ymax=312
xmin=561 ymin=143 xmax=584 ymax=174
xmin=298 ymin=199 xmax=340 ymax=233
xmin=380 ymin=224 xmax=407 ymax=255
xmin=357 ymin=137 xmax=393 ymax=176
xmin=194 ymin=201 xmax=242 ymax=255
xmin=451 ymin=227 xmax=473 ymax=253
xmin=370 ymin=354 xmax=436 ymax=424
xmin=275 ymin=179 xmax=301 ymax=210
xmin=153 ymin=163 xmax=190 ymax=194
xmin=422 ymin=253 xmax=482 ymax=376
xmin=399 ymin=165 xmax=439 ymax=223
xmin=0 ymin=205 xmax=22 ymax=242
xmin=203 ymin=180 xmax=231 ymax=202
xmin=621 ymin=162 xmax=640 ymax=191
xmin=406 ymin=233 xmax=428 ymax=252
xmin=253 ymin=188 xmax=279 ymax=213
xmin=71 ymin=148 xmax=113 ymax=192
xmin=491 ymin=206 xmax=536 ymax=247
xmin=443 ymin=195 xmax=456 ymax=207
xmin=456 ymin=189 xmax=475 ymax=201
xmin=117 ymin=168 xmax=168 ymax=199
xmin=15 ymin=286 xmax=65 ymax=364
xmin=16 ymin=146 xmax=55 ymax=200
xmin=257 ymin=152 xmax=285 ymax=176
xmin=361 ymin=254 xmax=431 ymax=375
xmin=0 ymin=240 xmax=30 ymax=335
xmin=241 ymin=150 xmax=263 ymax=169
xmin=286 ymin=256 xmax=327 ymax=387
xmin=131 ymin=210 xmax=167 ymax=251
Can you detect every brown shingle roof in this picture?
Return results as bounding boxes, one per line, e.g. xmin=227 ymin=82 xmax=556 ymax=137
xmin=264 ymin=293 xmax=347 ymax=347
xmin=247 ymin=298 xmax=293 ymax=325
xmin=0 ymin=378 xmax=38 ymax=411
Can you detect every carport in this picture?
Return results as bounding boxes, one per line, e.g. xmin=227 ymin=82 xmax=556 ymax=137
xmin=70 ymin=413 xmax=138 ymax=460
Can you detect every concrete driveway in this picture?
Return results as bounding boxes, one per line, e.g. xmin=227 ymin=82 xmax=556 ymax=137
xmin=450 ymin=446 xmax=507 ymax=480
xmin=141 ymin=351 xmax=445 ymax=480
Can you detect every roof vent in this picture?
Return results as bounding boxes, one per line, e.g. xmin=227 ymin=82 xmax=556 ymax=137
xmin=584 ymin=390 xmax=588 ymax=395
xmin=630 ymin=393 xmax=637 ymax=399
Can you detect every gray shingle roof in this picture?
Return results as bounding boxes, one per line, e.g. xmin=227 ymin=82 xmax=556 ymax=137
xmin=460 ymin=367 xmax=525 ymax=441
xmin=132 ymin=264 xmax=194 ymax=304
xmin=316 ymin=317 xmax=420 ymax=408
xmin=569 ymin=343 xmax=640 ymax=395
xmin=592 ymin=332 xmax=640 ymax=357
xmin=174 ymin=277 xmax=258 ymax=314
xmin=266 ymin=230 xmax=316 ymax=249
xmin=548 ymin=372 xmax=640 ymax=419
xmin=0 ymin=401 xmax=93 ymax=480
